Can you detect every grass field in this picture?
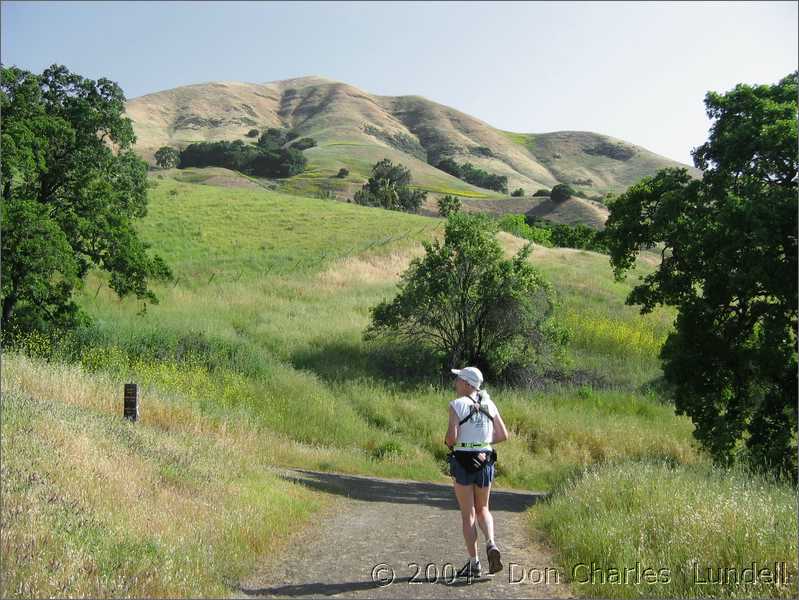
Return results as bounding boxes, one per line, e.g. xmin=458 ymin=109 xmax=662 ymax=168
xmin=3 ymin=171 xmax=795 ymax=598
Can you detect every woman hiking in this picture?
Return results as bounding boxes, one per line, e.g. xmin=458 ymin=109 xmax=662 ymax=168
xmin=445 ymin=366 xmax=510 ymax=580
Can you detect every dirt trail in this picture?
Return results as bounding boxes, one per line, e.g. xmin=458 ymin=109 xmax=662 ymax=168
xmin=233 ymin=468 xmax=574 ymax=599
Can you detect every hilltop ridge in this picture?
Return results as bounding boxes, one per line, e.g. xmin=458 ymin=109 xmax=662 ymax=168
xmin=125 ymin=75 xmax=700 ymax=199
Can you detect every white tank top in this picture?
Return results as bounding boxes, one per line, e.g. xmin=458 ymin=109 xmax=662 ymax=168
xmin=449 ymin=390 xmax=498 ymax=451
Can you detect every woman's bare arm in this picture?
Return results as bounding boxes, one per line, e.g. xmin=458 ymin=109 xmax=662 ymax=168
xmin=444 ymin=405 xmax=459 ymax=448
xmin=491 ymin=411 xmax=510 ymax=444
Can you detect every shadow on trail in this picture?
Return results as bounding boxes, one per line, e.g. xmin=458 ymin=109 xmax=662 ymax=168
xmin=238 ymin=575 xmax=491 ymax=597
xmin=277 ymin=468 xmax=547 ymax=513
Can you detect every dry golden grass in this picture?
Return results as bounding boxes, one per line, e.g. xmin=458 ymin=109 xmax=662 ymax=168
xmin=316 ymin=245 xmax=425 ymax=287
xmin=496 ymin=230 xmax=581 ymax=260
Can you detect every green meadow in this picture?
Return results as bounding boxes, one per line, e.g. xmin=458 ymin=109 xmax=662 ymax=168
xmin=3 ymin=172 xmax=795 ymax=598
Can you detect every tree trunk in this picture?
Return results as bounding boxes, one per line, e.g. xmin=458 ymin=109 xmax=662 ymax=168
xmin=2 ymin=292 xmax=17 ymax=330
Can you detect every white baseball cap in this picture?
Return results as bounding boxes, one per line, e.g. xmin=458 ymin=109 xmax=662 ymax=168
xmin=451 ymin=366 xmax=483 ymax=390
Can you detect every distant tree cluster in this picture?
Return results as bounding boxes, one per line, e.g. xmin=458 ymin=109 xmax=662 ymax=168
xmin=179 ymin=140 xmax=306 ymax=177
xmin=511 ymin=188 xmax=525 ymax=197
xmin=178 ymin=127 xmax=316 ymax=178
xmin=533 ymin=188 xmax=550 ymax=197
xmin=353 ymin=159 xmax=426 ymax=213
xmin=435 ymin=158 xmax=508 ymax=193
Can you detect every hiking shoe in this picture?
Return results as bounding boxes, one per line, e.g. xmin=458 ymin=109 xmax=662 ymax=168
xmin=487 ymin=543 xmax=503 ymax=574
xmin=455 ymin=560 xmax=481 ymax=580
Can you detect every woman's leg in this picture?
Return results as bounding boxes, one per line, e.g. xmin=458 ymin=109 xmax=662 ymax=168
xmin=453 ymin=482 xmax=478 ymax=559
xmin=473 ymin=480 xmax=495 ymax=545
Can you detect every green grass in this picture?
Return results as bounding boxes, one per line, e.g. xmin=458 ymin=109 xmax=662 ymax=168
xmin=527 ymin=245 xmax=676 ymax=388
xmin=279 ymin=142 xmax=499 ymax=199
xmin=142 ymin=176 xmax=438 ymax=283
xmin=532 ymin=459 xmax=797 ymax=598
xmin=410 ymin=184 xmax=498 ymax=199
xmin=499 ymin=129 xmax=536 ymax=151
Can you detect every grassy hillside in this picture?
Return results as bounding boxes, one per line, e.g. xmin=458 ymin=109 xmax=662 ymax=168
xmin=125 ymin=76 xmax=700 ymax=200
xmin=1 ymin=359 xmax=329 ymax=598
xmin=3 ymin=175 xmax=795 ymax=598
xmin=13 ymin=172 xmax=691 ymax=485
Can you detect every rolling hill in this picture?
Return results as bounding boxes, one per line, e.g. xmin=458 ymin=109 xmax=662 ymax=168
xmin=125 ymin=76 xmax=700 ymax=201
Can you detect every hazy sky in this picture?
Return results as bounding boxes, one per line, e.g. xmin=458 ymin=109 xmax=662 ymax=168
xmin=2 ymin=1 xmax=797 ymax=164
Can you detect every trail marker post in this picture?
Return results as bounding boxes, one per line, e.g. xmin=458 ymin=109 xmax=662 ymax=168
xmin=124 ymin=383 xmax=139 ymax=422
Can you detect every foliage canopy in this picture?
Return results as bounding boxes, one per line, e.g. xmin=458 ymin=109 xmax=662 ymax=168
xmin=604 ymin=72 xmax=798 ymax=480
xmin=154 ymin=146 xmax=179 ymax=169
xmin=353 ymin=159 xmax=426 ymax=212
xmin=364 ymin=212 xmax=568 ymax=380
xmin=1 ymin=64 xmax=172 ymax=334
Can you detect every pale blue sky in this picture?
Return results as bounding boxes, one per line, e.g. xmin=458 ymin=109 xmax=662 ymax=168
xmin=2 ymin=1 xmax=796 ymax=164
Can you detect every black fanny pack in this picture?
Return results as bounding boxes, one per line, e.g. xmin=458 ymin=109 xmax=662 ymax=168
xmin=451 ymin=449 xmax=498 ymax=473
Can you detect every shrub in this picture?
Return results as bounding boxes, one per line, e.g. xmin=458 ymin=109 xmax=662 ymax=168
xmin=154 ymin=146 xmax=179 ymax=169
xmin=533 ymin=188 xmax=550 ymax=197
xmin=498 ymin=214 xmax=553 ymax=246
xmin=524 ymin=216 xmax=609 ymax=254
xmin=292 ymin=137 xmax=317 ymax=151
xmin=437 ymin=194 xmax=462 ymax=217
xmin=469 ymin=145 xmax=495 ymax=157
xmin=511 ymin=188 xmax=525 ymax=197
xmin=336 ymin=168 xmax=350 ymax=178
xmin=551 ymin=183 xmax=575 ymax=202
xmin=245 ymin=128 xmax=259 ymax=138
xmin=583 ymin=140 xmax=636 ymax=161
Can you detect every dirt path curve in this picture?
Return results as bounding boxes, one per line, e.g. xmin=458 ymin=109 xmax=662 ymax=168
xmin=232 ymin=468 xmax=574 ymax=599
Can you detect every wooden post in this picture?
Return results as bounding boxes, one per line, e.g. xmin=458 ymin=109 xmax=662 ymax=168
xmin=124 ymin=383 xmax=138 ymax=422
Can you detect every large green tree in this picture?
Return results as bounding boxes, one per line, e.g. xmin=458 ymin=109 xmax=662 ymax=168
xmin=1 ymin=64 xmax=172 ymax=333
xmin=604 ymin=72 xmax=798 ymax=479
xmin=364 ymin=212 xmax=568 ymax=380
